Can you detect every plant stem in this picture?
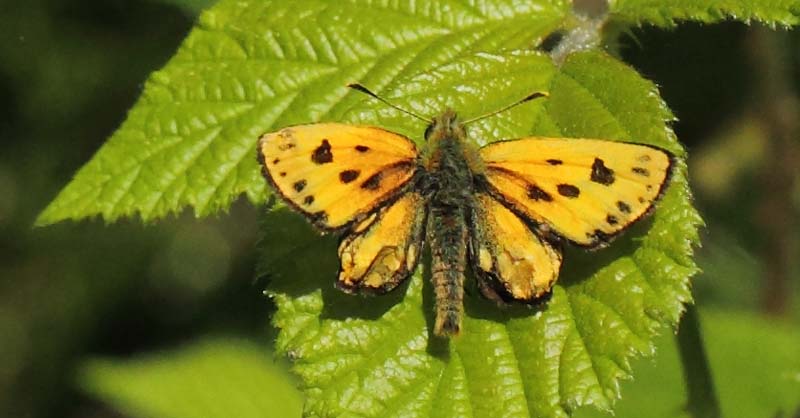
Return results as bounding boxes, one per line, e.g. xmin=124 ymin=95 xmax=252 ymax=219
xmin=676 ymin=305 xmax=721 ymax=418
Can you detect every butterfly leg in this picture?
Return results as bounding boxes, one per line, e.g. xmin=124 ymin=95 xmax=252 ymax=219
xmin=428 ymin=205 xmax=468 ymax=336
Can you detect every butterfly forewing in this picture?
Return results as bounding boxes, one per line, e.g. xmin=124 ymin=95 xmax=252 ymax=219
xmin=469 ymin=193 xmax=562 ymax=302
xmin=479 ymin=138 xmax=673 ymax=247
xmin=258 ymin=124 xmax=419 ymax=230
xmin=337 ymin=192 xmax=426 ymax=294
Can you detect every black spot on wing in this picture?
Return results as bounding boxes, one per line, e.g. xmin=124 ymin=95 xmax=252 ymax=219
xmin=546 ymin=159 xmax=563 ymax=165
xmin=361 ymin=172 xmax=382 ymax=190
xmin=590 ymin=158 xmax=615 ymax=185
xmin=293 ymin=180 xmax=307 ymax=192
xmin=355 ymin=145 xmax=370 ymax=152
xmin=638 ymin=196 xmax=646 ymax=203
xmin=311 ymin=139 xmax=333 ymax=164
xmin=527 ymin=184 xmax=553 ymax=202
xmin=617 ymin=201 xmax=631 ymax=214
xmin=339 ymin=169 xmax=360 ymax=184
xmin=272 ymin=158 xmax=280 ymax=164
xmin=606 ymin=214 xmax=618 ymax=225
xmin=632 ymin=167 xmax=650 ymax=177
xmin=557 ymin=184 xmax=580 ymax=198
xmin=304 ymin=195 xmax=314 ymax=205
xmin=279 ymin=172 xmax=287 ymax=177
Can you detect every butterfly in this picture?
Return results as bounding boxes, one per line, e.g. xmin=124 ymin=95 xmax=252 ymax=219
xmin=257 ymin=84 xmax=674 ymax=337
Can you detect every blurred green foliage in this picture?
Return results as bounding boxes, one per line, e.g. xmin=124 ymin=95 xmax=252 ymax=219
xmin=80 ymin=338 xmax=303 ymax=418
xmin=0 ymin=1 xmax=262 ymax=417
xmin=75 ymin=309 xmax=798 ymax=418
xmin=576 ymin=308 xmax=800 ymax=418
xmin=1 ymin=1 xmax=798 ymax=418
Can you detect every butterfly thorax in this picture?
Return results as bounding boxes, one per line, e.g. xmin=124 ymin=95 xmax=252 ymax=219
xmin=421 ymin=110 xmax=478 ymax=206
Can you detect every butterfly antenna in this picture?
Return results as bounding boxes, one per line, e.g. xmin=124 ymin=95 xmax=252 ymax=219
xmin=463 ymin=91 xmax=549 ymax=125
xmin=347 ymin=83 xmax=431 ymax=123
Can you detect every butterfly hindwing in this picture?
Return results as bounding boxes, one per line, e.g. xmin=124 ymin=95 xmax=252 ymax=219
xmin=469 ymin=193 xmax=562 ymax=303
xmin=258 ymin=124 xmax=419 ymax=230
xmin=479 ymin=138 xmax=673 ymax=247
xmin=337 ymin=191 xmax=426 ymax=294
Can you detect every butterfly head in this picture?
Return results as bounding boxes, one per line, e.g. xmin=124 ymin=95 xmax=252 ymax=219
xmin=424 ymin=109 xmax=466 ymax=143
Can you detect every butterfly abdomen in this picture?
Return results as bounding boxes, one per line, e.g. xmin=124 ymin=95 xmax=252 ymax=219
xmin=428 ymin=205 xmax=468 ymax=336
xmin=425 ymin=123 xmax=476 ymax=336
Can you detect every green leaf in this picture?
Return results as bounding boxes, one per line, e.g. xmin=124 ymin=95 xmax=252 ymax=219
xmin=611 ymin=0 xmax=800 ymax=27
xmin=262 ymin=50 xmax=701 ymax=417
xmin=79 ymin=338 xmax=303 ymax=418
xmin=36 ymin=0 xmax=569 ymax=225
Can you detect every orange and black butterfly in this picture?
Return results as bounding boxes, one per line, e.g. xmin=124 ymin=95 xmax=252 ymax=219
xmin=257 ymin=85 xmax=673 ymax=336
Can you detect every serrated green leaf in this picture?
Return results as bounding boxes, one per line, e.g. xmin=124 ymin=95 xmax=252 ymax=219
xmin=611 ymin=0 xmax=800 ymax=27
xmin=79 ymin=338 xmax=303 ymax=418
xmin=261 ymin=50 xmax=701 ymax=418
xmin=37 ymin=0 xmax=570 ymax=225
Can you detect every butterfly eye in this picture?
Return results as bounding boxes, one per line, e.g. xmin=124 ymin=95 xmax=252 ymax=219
xmin=424 ymin=123 xmax=434 ymax=140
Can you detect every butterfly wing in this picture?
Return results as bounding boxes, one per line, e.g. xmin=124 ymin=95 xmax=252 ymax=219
xmin=337 ymin=191 xmax=427 ymax=294
xmin=479 ymin=138 xmax=673 ymax=247
xmin=258 ymin=124 xmax=419 ymax=231
xmin=469 ymin=193 xmax=562 ymax=302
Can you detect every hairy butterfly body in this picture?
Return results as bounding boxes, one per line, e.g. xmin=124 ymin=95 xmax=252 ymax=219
xmin=258 ymin=91 xmax=674 ymax=337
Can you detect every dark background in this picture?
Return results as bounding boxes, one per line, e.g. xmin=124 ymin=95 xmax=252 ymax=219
xmin=1 ymin=1 xmax=798 ymax=417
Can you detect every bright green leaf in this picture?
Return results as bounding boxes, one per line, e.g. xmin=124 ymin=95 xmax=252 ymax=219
xmin=79 ymin=338 xmax=303 ymax=418
xmin=36 ymin=0 xmax=569 ymax=225
xmin=262 ymin=49 xmax=701 ymax=418
xmin=611 ymin=0 xmax=800 ymax=27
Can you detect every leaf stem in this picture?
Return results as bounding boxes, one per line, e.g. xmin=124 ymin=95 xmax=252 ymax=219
xmin=676 ymin=305 xmax=721 ymax=418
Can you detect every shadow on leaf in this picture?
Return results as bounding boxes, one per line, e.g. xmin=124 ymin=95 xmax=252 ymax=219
xmin=419 ymin=249 xmax=452 ymax=357
xmin=559 ymin=217 xmax=656 ymax=288
xmin=259 ymin=208 xmax=410 ymax=321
